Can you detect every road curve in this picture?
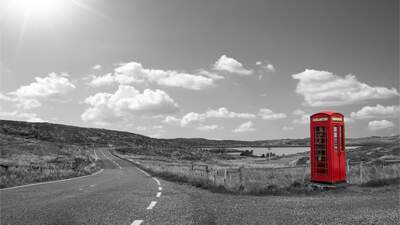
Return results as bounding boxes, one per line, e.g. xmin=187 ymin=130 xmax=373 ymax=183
xmin=1 ymin=149 xmax=398 ymax=225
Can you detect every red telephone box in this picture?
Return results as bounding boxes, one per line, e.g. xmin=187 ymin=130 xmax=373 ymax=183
xmin=310 ymin=111 xmax=346 ymax=183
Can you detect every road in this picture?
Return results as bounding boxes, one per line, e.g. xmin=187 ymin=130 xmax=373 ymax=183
xmin=1 ymin=149 xmax=398 ymax=225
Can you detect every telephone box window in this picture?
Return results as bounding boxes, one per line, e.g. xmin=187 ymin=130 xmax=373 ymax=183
xmin=333 ymin=126 xmax=338 ymax=151
xmin=341 ymin=125 xmax=345 ymax=151
xmin=314 ymin=126 xmax=327 ymax=175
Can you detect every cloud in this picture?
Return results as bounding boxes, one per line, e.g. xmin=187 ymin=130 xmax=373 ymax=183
xmin=233 ymin=121 xmax=256 ymax=133
xmin=1 ymin=73 xmax=75 ymax=109
xmin=0 ymin=111 xmax=45 ymax=122
xmin=351 ymin=104 xmax=400 ymax=120
xmin=81 ymin=85 xmax=179 ymax=124
xmin=282 ymin=126 xmax=294 ymax=131
xmin=92 ymin=64 xmax=102 ymax=70
xmin=86 ymin=61 xmax=220 ymax=90
xmin=162 ymin=107 xmax=256 ymax=128
xmin=266 ymin=64 xmax=275 ymax=72
xmin=180 ymin=112 xmax=206 ymax=126
xmin=368 ymin=120 xmax=395 ymax=131
xmin=213 ymin=55 xmax=253 ymax=75
xmin=256 ymin=61 xmax=275 ymax=72
xmin=292 ymin=109 xmax=309 ymax=125
xmin=196 ymin=124 xmax=220 ymax=131
xmin=205 ymin=107 xmax=256 ymax=119
xmin=292 ymin=69 xmax=399 ymax=106
xmin=162 ymin=116 xmax=181 ymax=126
xmin=258 ymin=108 xmax=287 ymax=120
xmin=86 ymin=73 xmax=115 ymax=87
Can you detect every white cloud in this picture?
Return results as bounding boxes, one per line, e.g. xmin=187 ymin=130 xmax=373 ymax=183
xmin=233 ymin=121 xmax=256 ymax=133
xmin=162 ymin=116 xmax=181 ymax=126
xmin=196 ymin=69 xmax=224 ymax=80
xmin=81 ymin=85 xmax=179 ymax=124
xmin=86 ymin=61 xmax=219 ymax=90
xmin=180 ymin=112 xmax=206 ymax=126
xmin=0 ymin=111 xmax=45 ymax=122
xmin=351 ymin=104 xmax=400 ymax=120
xmin=256 ymin=61 xmax=275 ymax=72
xmin=92 ymin=64 xmax=102 ymax=70
xmin=162 ymin=107 xmax=256 ymax=128
xmin=86 ymin=73 xmax=115 ymax=87
xmin=197 ymin=124 xmax=219 ymax=131
xmin=266 ymin=64 xmax=275 ymax=72
xmin=2 ymin=73 xmax=75 ymax=109
xmin=282 ymin=126 xmax=294 ymax=131
xmin=368 ymin=120 xmax=395 ymax=131
xmin=258 ymin=108 xmax=287 ymax=120
xmin=292 ymin=109 xmax=309 ymax=125
xmin=205 ymin=107 xmax=256 ymax=119
xmin=292 ymin=69 xmax=399 ymax=106
xmin=213 ymin=55 xmax=253 ymax=75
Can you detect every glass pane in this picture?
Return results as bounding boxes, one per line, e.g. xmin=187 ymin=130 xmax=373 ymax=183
xmin=334 ymin=126 xmax=338 ymax=151
xmin=314 ymin=126 xmax=327 ymax=175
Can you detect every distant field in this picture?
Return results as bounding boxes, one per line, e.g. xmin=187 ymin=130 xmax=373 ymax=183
xmin=114 ymin=138 xmax=400 ymax=195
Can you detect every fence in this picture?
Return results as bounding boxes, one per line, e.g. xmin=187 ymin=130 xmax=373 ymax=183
xmin=116 ymin=152 xmax=400 ymax=193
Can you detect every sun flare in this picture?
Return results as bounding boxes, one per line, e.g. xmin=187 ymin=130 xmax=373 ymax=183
xmin=8 ymin=0 xmax=68 ymax=16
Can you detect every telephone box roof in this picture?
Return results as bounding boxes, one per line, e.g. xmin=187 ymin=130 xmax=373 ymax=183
xmin=311 ymin=111 xmax=344 ymax=117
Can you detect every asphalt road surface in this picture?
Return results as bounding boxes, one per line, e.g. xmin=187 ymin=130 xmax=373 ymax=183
xmin=1 ymin=149 xmax=398 ymax=225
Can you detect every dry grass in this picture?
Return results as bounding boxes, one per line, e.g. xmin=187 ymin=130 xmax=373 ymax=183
xmin=114 ymin=150 xmax=400 ymax=195
xmin=0 ymin=134 xmax=99 ymax=188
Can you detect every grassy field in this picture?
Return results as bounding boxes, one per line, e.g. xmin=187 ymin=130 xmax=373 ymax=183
xmin=113 ymin=140 xmax=400 ymax=195
xmin=0 ymin=133 xmax=99 ymax=188
xmin=1 ymin=119 xmax=399 ymax=192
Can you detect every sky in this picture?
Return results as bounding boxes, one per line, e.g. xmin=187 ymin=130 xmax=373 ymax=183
xmin=0 ymin=0 xmax=399 ymax=140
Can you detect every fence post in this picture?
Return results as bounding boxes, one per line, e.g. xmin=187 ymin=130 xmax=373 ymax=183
xmin=224 ymin=168 xmax=227 ymax=185
xmin=239 ymin=166 xmax=243 ymax=187
xmin=347 ymin=159 xmax=350 ymax=183
xmin=360 ymin=162 xmax=363 ymax=184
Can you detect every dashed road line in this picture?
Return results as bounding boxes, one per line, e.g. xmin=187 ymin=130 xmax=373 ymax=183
xmin=131 ymin=220 xmax=143 ymax=225
xmin=156 ymin=192 xmax=162 ymax=198
xmin=135 ymin=167 xmax=151 ymax=177
xmin=158 ymin=186 xmax=162 ymax=191
xmin=93 ymin=149 xmax=99 ymax=161
xmin=100 ymin=150 xmax=122 ymax=169
xmin=0 ymin=169 xmax=104 ymax=191
xmin=152 ymin=177 xmax=161 ymax=186
xmin=146 ymin=201 xmax=157 ymax=210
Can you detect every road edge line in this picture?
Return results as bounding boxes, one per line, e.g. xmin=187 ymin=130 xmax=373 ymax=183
xmin=0 ymin=169 xmax=104 ymax=191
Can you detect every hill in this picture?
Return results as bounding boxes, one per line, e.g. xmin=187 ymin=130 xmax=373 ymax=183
xmin=1 ymin=119 xmax=398 ymax=149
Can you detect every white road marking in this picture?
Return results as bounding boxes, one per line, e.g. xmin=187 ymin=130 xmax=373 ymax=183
xmin=158 ymin=186 xmax=162 ymax=191
xmin=90 ymin=184 xmax=95 ymax=187
xmin=136 ymin=167 xmax=150 ymax=177
xmin=93 ymin=149 xmax=99 ymax=161
xmin=147 ymin=201 xmax=157 ymax=210
xmin=131 ymin=220 xmax=143 ymax=225
xmin=156 ymin=192 xmax=162 ymax=198
xmin=152 ymin=177 xmax=161 ymax=186
xmin=0 ymin=169 xmax=104 ymax=191
xmin=100 ymin=150 xmax=122 ymax=169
